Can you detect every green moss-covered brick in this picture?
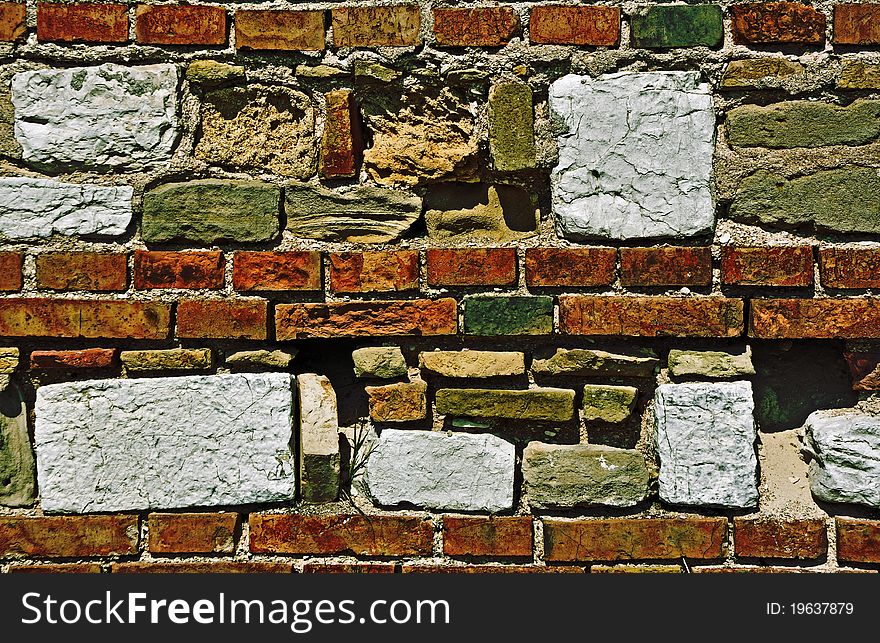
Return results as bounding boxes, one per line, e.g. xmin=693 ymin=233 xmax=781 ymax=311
xmin=464 ymin=296 xmax=553 ymax=335
xmin=488 ymin=83 xmax=536 ymax=171
xmin=435 ymin=388 xmax=575 ymax=422
xmin=631 ymin=5 xmax=723 ymax=48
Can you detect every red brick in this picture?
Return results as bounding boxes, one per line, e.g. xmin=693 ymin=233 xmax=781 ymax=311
xmin=0 ymin=252 xmax=23 ymax=292
xmin=590 ymin=564 xmax=683 ymax=573
xmin=403 ymin=564 xmax=583 ymax=573
xmin=544 ymin=518 xmax=727 ymax=562
xmin=30 ymin=348 xmax=118 ymax=370
xmin=113 ymin=562 xmax=293 ymax=573
xmin=329 ymin=251 xmax=419 ymax=294
xmin=176 ymin=300 xmax=267 ymax=340
xmin=233 ymin=251 xmax=321 ymax=292
xmin=692 ymin=565 xmax=823 ymax=574
xmin=320 ymin=90 xmax=363 ymax=179
xmin=332 ymin=5 xmax=421 ymax=47
xmin=249 ymin=514 xmax=433 ymax=556
xmin=559 ymin=296 xmax=744 ymax=337
xmin=529 ymin=6 xmax=620 ymax=46
xmin=722 ymin=246 xmax=814 ymax=287
xmin=37 ymin=3 xmax=128 ymax=43
xmin=734 ymin=518 xmax=827 ymax=559
xmin=433 ymin=7 xmax=520 ymax=47
xmin=819 ymin=247 xmax=880 ymax=289
xmin=731 ymin=2 xmax=826 ymax=44
xmin=620 ymin=247 xmax=712 ymax=287
xmin=134 ymin=250 xmax=223 ymax=290
xmin=135 ymin=4 xmax=226 ymax=46
xmin=0 ymin=2 xmax=26 ymax=42
xmin=0 ymin=515 xmax=138 ymax=558
xmin=525 ymin=247 xmax=616 ymax=288
xmin=443 ymin=516 xmax=532 ymax=558
xmin=148 ymin=513 xmax=239 ymax=554
xmin=0 ymin=299 xmax=170 ymax=339
xmin=235 ymin=9 xmax=324 ymax=51
xmin=834 ymin=4 xmax=880 ymax=44
xmin=35 ymin=252 xmax=128 ymax=292
xmin=276 ymin=299 xmax=457 ymax=339
xmin=749 ymin=298 xmax=880 ymax=338
xmin=9 ymin=563 xmax=103 ymax=573
xmin=427 ymin=248 xmax=517 ymax=287
xmin=845 ymin=352 xmax=880 ymax=390
xmin=836 ymin=517 xmax=880 ymax=564
xmin=303 ymin=563 xmax=396 ymax=573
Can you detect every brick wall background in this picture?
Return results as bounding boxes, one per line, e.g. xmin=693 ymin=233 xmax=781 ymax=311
xmin=1 ymin=0 xmax=879 ymax=573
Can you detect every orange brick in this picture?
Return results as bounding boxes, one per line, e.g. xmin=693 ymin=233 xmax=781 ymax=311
xmin=0 ymin=252 xmax=23 ymax=292
xmin=9 ymin=563 xmax=103 ymax=573
xmin=749 ymin=298 xmax=880 ymax=338
xmin=135 ymin=4 xmax=227 ymax=46
xmin=148 ymin=513 xmax=239 ymax=554
xmin=427 ymin=248 xmax=517 ymax=287
xmin=332 ymin=5 xmax=421 ymax=47
xmin=276 ymin=299 xmax=457 ymax=339
xmin=176 ymin=300 xmax=267 ymax=340
xmin=114 ymin=562 xmax=293 ymax=573
xmin=320 ymin=90 xmax=363 ymax=179
xmin=0 ymin=515 xmax=138 ymax=558
xmin=620 ymin=247 xmax=712 ymax=287
xmin=722 ymin=246 xmax=814 ymax=287
xmin=402 ymin=564 xmax=583 ymax=573
xmin=819 ymin=247 xmax=880 ymax=289
xmin=529 ymin=6 xmax=620 ymax=46
xmin=836 ymin=517 xmax=880 ymax=564
xmin=731 ymin=2 xmax=826 ymax=44
xmin=834 ymin=4 xmax=880 ymax=45
xmin=134 ymin=250 xmax=224 ymax=290
xmin=734 ymin=518 xmax=827 ymax=559
xmin=329 ymin=251 xmax=419 ymax=293
xmin=559 ymin=296 xmax=744 ymax=337
xmin=249 ymin=514 xmax=433 ymax=556
xmin=35 ymin=252 xmax=128 ymax=292
xmin=0 ymin=2 xmax=26 ymax=42
xmin=233 ymin=251 xmax=322 ymax=292
xmin=443 ymin=516 xmax=533 ymax=558
xmin=37 ymin=3 xmax=129 ymax=43
xmin=30 ymin=348 xmax=118 ymax=370
xmin=235 ymin=9 xmax=324 ymax=51
xmin=525 ymin=247 xmax=616 ymax=287
xmin=0 ymin=299 xmax=170 ymax=339
xmin=303 ymin=563 xmax=396 ymax=573
xmin=433 ymin=7 xmax=520 ymax=47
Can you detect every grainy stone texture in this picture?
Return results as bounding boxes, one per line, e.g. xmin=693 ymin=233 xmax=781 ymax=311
xmin=463 ymin=296 xmax=553 ymax=335
xmin=523 ymin=442 xmax=649 ymax=509
xmin=34 ymin=373 xmax=296 ymax=513
xmin=226 ymin=349 xmax=294 ymax=370
xmin=353 ymin=347 xmax=408 ymax=379
xmin=720 ymin=58 xmax=804 ymax=89
xmin=655 ymin=381 xmax=758 ymax=508
xmin=185 ymin=60 xmax=245 ymax=87
xmin=582 ymin=385 xmax=638 ymax=423
xmin=488 ymin=83 xmax=535 ymax=171
xmin=0 ymin=177 xmax=132 ymax=240
xmin=120 ymin=348 xmax=213 ymax=372
xmin=668 ymin=348 xmax=756 ymax=379
xmin=630 ymin=5 xmax=723 ymax=48
xmin=424 ymin=183 xmax=538 ymax=242
xmin=0 ymin=86 xmax=21 ymax=158
xmin=418 ymin=351 xmax=525 ymax=378
xmin=845 ymin=353 xmax=880 ymax=391
xmin=804 ymin=410 xmax=880 ymax=509
xmin=0 ymin=385 xmax=35 ymax=507
xmin=297 ymin=374 xmax=340 ymax=503
xmin=285 ymin=183 xmax=421 ymax=243
xmin=550 ymin=72 xmax=714 ymax=240
xmin=532 ymin=348 xmax=659 ymax=378
xmin=364 ymin=429 xmax=515 ymax=512
xmin=11 ymin=64 xmax=178 ymax=171
xmin=839 ymin=61 xmax=880 ymax=90
xmin=366 ymin=381 xmax=427 ymax=422
xmin=435 ymin=388 xmax=575 ymax=422
xmin=0 ymin=348 xmax=19 ymax=374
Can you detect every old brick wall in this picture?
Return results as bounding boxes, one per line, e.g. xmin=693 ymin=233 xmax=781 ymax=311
xmin=0 ymin=0 xmax=879 ymax=573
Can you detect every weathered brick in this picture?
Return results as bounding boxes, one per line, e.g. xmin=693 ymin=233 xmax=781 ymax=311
xmin=35 ymin=252 xmax=128 ymax=292
xmin=0 ymin=299 xmax=170 ymax=339
xmin=9 ymin=563 xmax=103 ymax=573
xmin=631 ymin=5 xmax=723 ymax=48
xmin=114 ymin=562 xmax=293 ymax=573
xmin=463 ymin=296 xmax=553 ymax=335
xmin=0 ymin=2 xmax=26 ymax=42
xmin=488 ymin=83 xmax=536 ymax=171
xmin=620 ymin=247 xmax=713 ymax=287
xmin=303 ymin=563 xmax=396 ymax=573
xmin=529 ymin=6 xmax=620 ymax=46
xmin=544 ymin=518 xmax=727 ymax=562
xmin=836 ymin=517 xmax=880 ymax=563
xmin=722 ymin=246 xmax=814 ymax=287
xmin=402 ymin=564 xmax=583 ymax=573
xmin=249 ymin=514 xmax=433 ymax=556
xmin=750 ymin=298 xmax=880 ymax=338
xmin=731 ymin=2 xmax=826 ymax=44
xmin=433 ymin=7 xmax=519 ymax=47
xmin=276 ymin=299 xmax=457 ymax=339
xmin=591 ymin=564 xmax=683 ymax=573
xmin=120 ymin=348 xmax=213 ymax=373
xmin=435 ymin=387 xmax=575 ymax=422
xmin=839 ymin=61 xmax=880 ymax=89
xmin=135 ymin=4 xmax=227 ymax=46
xmin=366 ymin=381 xmax=428 ymax=422
xmin=819 ymin=247 xmax=880 ymax=289
xmin=734 ymin=518 xmax=827 ymax=559
xmin=332 ymin=5 xmax=420 ymax=47
xmin=0 ymin=515 xmax=138 ymax=558
xmin=148 ymin=513 xmax=239 ymax=554
xmin=134 ymin=251 xmax=224 ymax=290
xmin=30 ymin=348 xmax=118 ymax=370
xmin=443 ymin=516 xmax=532 ymax=558
xmin=176 ymin=300 xmax=267 ymax=340
xmin=235 ymin=9 xmax=324 ymax=51
xmin=834 ymin=4 xmax=880 ymax=44
xmin=845 ymin=352 xmax=880 ymax=390
xmin=525 ymin=248 xmax=616 ymax=287
xmin=427 ymin=248 xmax=517 ymax=287
xmin=559 ymin=296 xmax=744 ymax=337
xmin=233 ymin=251 xmax=322 ymax=292
xmin=320 ymin=90 xmax=363 ymax=179
xmin=37 ymin=3 xmax=129 ymax=43
xmin=329 ymin=251 xmax=419 ymax=293
xmin=0 ymin=252 xmax=22 ymax=291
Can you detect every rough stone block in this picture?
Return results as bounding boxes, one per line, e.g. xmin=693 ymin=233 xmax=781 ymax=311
xmin=435 ymin=387 xmax=575 ymax=422
xmin=366 ymin=381 xmax=427 ymax=422
xmin=424 ymin=183 xmax=538 ymax=243
xmin=353 ymin=347 xmax=408 ymax=379
xmin=0 ymin=385 xmax=35 ymax=507
xmin=488 ymin=82 xmax=535 ymax=171
xmin=419 ymin=351 xmax=525 ymax=378
xmin=582 ymin=385 xmax=638 ymax=423
xmin=630 ymin=5 xmax=723 ymax=48
xmin=532 ymin=348 xmax=659 ymax=378
xmin=120 ymin=348 xmax=213 ymax=373
xmin=668 ymin=348 xmax=756 ymax=379
xmin=463 ymin=296 xmax=553 ymax=335
xmin=297 ymin=374 xmax=340 ymax=503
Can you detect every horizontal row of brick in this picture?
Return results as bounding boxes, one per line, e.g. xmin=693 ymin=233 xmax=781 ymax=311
xmin=1 ymin=514 xmax=878 ymax=564
xmin=1 ymin=246 xmax=878 ymax=294
xmin=2 ymin=3 xmax=880 ymax=48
